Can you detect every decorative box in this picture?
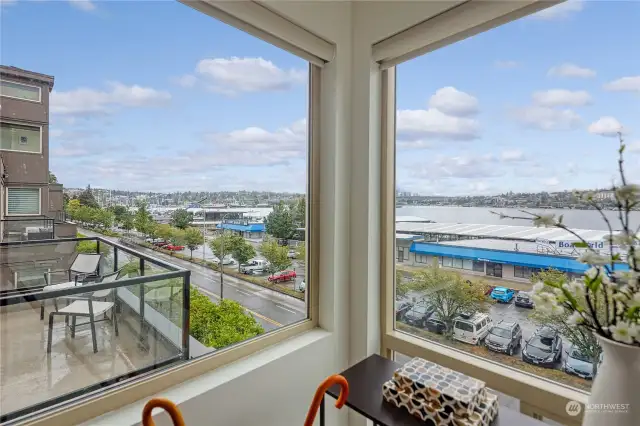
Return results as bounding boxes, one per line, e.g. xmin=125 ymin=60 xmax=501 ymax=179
xmin=383 ymin=357 xmax=499 ymax=426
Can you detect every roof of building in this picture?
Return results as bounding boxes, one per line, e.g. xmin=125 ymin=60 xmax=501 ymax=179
xmin=395 ymin=233 xmax=423 ymax=240
xmin=218 ymin=222 xmax=265 ymax=232
xmin=396 ymin=216 xmax=434 ymax=223
xmin=409 ymin=242 xmax=629 ymax=274
xmin=0 ymin=65 xmax=55 ymax=89
xmin=396 ymin=221 xmax=611 ymax=242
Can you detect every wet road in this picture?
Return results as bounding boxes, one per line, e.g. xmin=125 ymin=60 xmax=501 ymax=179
xmin=82 ymin=230 xmax=307 ymax=332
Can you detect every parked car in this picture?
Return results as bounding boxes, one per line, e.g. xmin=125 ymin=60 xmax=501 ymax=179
xmin=240 ymin=259 xmax=269 ymax=274
xmin=296 ymin=280 xmax=306 ymax=292
xmin=490 ymin=286 xmax=515 ymax=303
xmin=515 ymin=291 xmax=535 ymax=308
xmin=212 ymin=255 xmax=236 ymax=265
xmin=164 ymin=244 xmax=185 ymax=251
xmin=452 ymin=313 xmax=493 ymax=345
xmin=425 ymin=313 xmax=447 ymax=335
xmin=564 ymin=346 xmax=596 ymax=380
xmin=287 ymin=249 xmax=297 ymax=259
xmin=484 ymin=285 xmax=495 ymax=296
xmin=146 ymin=237 xmax=163 ymax=243
xmin=268 ymin=270 xmax=297 ymax=283
xmin=522 ymin=327 xmax=563 ymax=368
xmin=395 ymin=299 xmax=413 ymax=321
xmin=485 ymin=321 xmax=522 ymax=355
xmin=153 ymin=241 xmax=169 ymax=247
xmin=403 ymin=302 xmax=435 ymax=328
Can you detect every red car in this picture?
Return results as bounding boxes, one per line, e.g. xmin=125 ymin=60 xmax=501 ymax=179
xmin=153 ymin=241 xmax=169 ymax=247
xmin=268 ymin=270 xmax=297 ymax=283
xmin=164 ymin=244 xmax=185 ymax=251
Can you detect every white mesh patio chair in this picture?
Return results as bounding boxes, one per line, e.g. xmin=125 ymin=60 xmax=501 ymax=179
xmin=46 ymin=269 xmax=121 ymax=354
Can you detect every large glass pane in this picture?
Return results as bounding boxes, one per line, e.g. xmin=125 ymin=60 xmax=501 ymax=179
xmin=0 ymin=80 xmax=41 ymax=102
xmin=1 ymin=0 xmax=310 ymax=422
xmin=394 ymin=1 xmax=638 ymax=396
xmin=0 ymin=122 xmax=41 ymax=153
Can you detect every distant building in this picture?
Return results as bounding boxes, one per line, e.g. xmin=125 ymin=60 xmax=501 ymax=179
xmin=594 ymin=190 xmax=615 ymax=201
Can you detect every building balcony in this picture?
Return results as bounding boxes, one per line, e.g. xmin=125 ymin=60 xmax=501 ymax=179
xmin=0 ymin=236 xmax=191 ymax=423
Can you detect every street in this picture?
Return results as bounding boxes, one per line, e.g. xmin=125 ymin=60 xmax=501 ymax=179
xmin=82 ymin=229 xmax=307 ymax=332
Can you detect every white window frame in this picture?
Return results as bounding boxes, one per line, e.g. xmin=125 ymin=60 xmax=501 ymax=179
xmin=0 ymin=120 xmax=43 ymax=154
xmin=6 ymin=187 xmax=42 ymax=216
xmin=18 ymin=63 xmax=322 ymax=426
xmin=379 ymin=68 xmax=588 ymax=426
xmin=0 ymin=79 xmax=42 ymax=103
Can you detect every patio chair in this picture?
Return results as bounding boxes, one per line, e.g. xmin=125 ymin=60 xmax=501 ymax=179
xmin=46 ymin=270 xmax=121 ymax=354
xmin=41 ymin=253 xmax=103 ymax=320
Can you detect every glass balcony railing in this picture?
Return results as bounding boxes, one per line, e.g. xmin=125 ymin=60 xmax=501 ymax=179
xmin=0 ymin=236 xmax=191 ymax=423
xmin=1 ymin=216 xmax=55 ymax=242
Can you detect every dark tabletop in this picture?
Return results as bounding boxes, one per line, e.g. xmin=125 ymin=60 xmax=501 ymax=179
xmin=326 ymin=354 xmax=545 ymax=426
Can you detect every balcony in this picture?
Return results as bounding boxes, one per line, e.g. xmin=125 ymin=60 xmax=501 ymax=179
xmin=0 ymin=236 xmax=190 ymax=423
xmin=0 ymin=216 xmax=55 ymax=242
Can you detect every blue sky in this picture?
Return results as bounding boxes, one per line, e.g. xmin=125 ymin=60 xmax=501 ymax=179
xmin=1 ymin=0 xmax=638 ymax=195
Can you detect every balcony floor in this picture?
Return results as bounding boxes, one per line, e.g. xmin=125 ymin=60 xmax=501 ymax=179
xmin=0 ymin=303 xmax=181 ymax=418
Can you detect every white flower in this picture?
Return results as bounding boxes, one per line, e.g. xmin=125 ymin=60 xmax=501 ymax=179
xmin=615 ymin=184 xmax=640 ymax=203
xmin=566 ymin=279 xmax=585 ymax=296
xmin=613 ymin=270 xmax=640 ymax=288
xmin=567 ymin=311 xmax=584 ymax=325
xmin=532 ymin=282 xmax=545 ymax=294
xmin=630 ymin=293 xmax=640 ymax=309
xmin=611 ymin=231 xmax=637 ymax=248
xmin=585 ymin=267 xmax=600 ymax=280
xmin=578 ymin=252 xmax=610 ymax=266
xmin=609 ymin=322 xmax=639 ymax=345
xmin=532 ymin=214 xmax=556 ymax=227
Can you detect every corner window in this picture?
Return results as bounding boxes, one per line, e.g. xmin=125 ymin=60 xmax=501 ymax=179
xmin=0 ymin=122 xmax=42 ymax=153
xmin=7 ymin=188 xmax=41 ymax=215
xmin=0 ymin=80 xmax=41 ymax=102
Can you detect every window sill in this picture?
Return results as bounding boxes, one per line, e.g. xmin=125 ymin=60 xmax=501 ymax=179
xmin=383 ymin=329 xmax=588 ymax=425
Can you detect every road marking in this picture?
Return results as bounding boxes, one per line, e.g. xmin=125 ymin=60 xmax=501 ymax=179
xmin=195 ymin=286 xmax=283 ymax=327
xmin=235 ymin=289 xmax=254 ymax=297
xmin=275 ymin=303 xmax=297 ymax=314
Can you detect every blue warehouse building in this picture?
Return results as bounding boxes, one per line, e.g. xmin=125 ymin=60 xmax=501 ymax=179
xmin=218 ymin=221 xmax=266 ymax=239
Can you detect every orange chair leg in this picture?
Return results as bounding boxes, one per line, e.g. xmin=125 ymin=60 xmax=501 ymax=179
xmin=304 ymin=374 xmax=349 ymax=426
xmin=142 ymin=398 xmax=186 ymax=426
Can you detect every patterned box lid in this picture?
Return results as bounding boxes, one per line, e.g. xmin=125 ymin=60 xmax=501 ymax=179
xmin=393 ymin=357 xmax=486 ymax=406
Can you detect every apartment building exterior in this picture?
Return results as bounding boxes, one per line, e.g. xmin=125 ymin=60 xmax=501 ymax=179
xmin=0 ymin=65 xmax=75 ymax=242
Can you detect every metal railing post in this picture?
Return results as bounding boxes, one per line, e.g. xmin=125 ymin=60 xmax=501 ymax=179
xmin=114 ymin=247 xmax=118 ymax=272
xmin=139 ymin=258 xmax=146 ymax=346
xmin=182 ymin=271 xmax=190 ymax=360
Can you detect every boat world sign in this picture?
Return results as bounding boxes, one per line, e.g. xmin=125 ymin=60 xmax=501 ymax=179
xmin=556 ymin=240 xmax=605 ymax=250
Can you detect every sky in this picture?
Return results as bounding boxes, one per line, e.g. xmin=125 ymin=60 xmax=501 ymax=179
xmin=1 ymin=0 xmax=639 ymax=196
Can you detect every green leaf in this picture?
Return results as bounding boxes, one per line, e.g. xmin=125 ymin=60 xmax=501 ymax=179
xmin=612 ymin=253 xmax=622 ymax=261
xmin=573 ymin=242 xmax=589 ymax=248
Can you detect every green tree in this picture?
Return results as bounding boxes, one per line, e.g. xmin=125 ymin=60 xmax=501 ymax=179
xmin=264 ymin=201 xmax=295 ymax=239
xmin=189 ymin=288 xmax=264 ymax=348
xmin=109 ymin=205 xmax=129 ymax=225
xmin=48 ymin=171 xmax=58 ymax=184
xmin=134 ymin=203 xmax=154 ymax=236
xmin=156 ymin=224 xmax=175 ymax=243
xmin=121 ymin=214 xmax=134 ymax=236
xmin=409 ymin=260 xmax=491 ymax=333
xmin=67 ymin=199 xmax=81 ymax=221
xmin=530 ymin=269 xmax=603 ymax=374
xmin=208 ymin=232 xmax=236 ymax=264
xmin=183 ymin=227 xmax=205 ymax=260
xmin=296 ymin=244 xmax=306 ymax=266
xmin=396 ymin=270 xmax=410 ymax=299
xmin=260 ymin=238 xmax=292 ymax=274
xmin=78 ymin=185 xmax=100 ymax=208
xmin=170 ymin=208 xmax=193 ymax=230
xmin=292 ymin=197 xmax=306 ymax=228
xmin=231 ymin=238 xmax=256 ymax=272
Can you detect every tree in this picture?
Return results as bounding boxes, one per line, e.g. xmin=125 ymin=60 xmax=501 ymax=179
xmin=156 ymin=224 xmax=175 ymax=243
xmin=171 ymin=208 xmax=193 ymax=230
xmin=208 ymin=232 xmax=237 ymax=263
xmin=231 ymin=238 xmax=256 ymax=272
xmin=260 ymin=238 xmax=292 ymax=274
xmin=78 ymin=185 xmax=100 ymax=209
xmin=264 ymin=201 xmax=295 ymax=239
xmin=48 ymin=171 xmax=58 ymax=184
xmin=292 ymin=197 xmax=306 ymax=228
xmin=296 ymin=244 xmax=306 ymax=266
xmin=121 ymin=214 xmax=134 ymax=236
xmin=134 ymin=203 xmax=154 ymax=236
xmin=67 ymin=199 xmax=81 ymax=220
xmin=530 ymin=269 xmax=603 ymax=374
xmin=109 ymin=205 xmax=129 ymax=225
xmin=189 ymin=288 xmax=264 ymax=348
xmin=409 ymin=260 xmax=491 ymax=333
xmin=183 ymin=228 xmax=205 ymax=260
xmin=396 ymin=270 xmax=410 ymax=299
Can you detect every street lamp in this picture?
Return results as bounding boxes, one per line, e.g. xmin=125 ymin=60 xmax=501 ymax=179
xmin=218 ymin=212 xmax=233 ymax=300
xmin=195 ymin=197 xmax=208 ymax=262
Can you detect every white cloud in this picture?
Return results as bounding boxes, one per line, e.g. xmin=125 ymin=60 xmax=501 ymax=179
xmin=51 ymin=82 xmax=171 ymax=115
xmin=171 ymin=74 xmax=197 ymax=88
xmin=68 ymin=0 xmax=96 ymax=12
xmin=428 ymin=87 xmax=479 ymax=117
xmin=410 ymin=154 xmax=502 ymax=180
xmin=628 ymin=141 xmax=640 ymax=153
xmin=588 ymin=116 xmax=624 ymax=137
xmin=603 ymin=76 xmax=640 ymax=93
xmin=532 ymin=89 xmax=592 ymax=107
xmin=468 ymin=181 xmax=491 ymax=193
xmin=397 ymin=140 xmax=433 ymax=150
xmin=512 ymin=106 xmax=582 ymax=131
xmin=533 ymin=1 xmax=583 ymax=20
xmin=542 ymin=177 xmax=560 ymax=187
xmin=500 ymin=150 xmax=525 ymax=162
xmin=397 ymin=108 xmax=480 ymax=141
xmin=547 ymin=63 xmax=596 ymax=78
xmin=195 ymin=57 xmax=305 ymax=94
xmin=494 ymin=60 xmax=520 ymax=69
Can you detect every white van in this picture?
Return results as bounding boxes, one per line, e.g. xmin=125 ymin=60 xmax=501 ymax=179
xmin=453 ymin=313 xmax=493 ymax=345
